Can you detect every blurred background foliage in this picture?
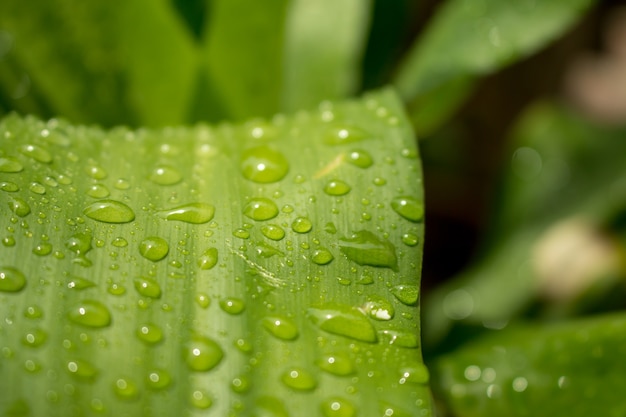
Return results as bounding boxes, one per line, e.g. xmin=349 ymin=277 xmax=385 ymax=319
xmin=2 ymin=0 xmax=626 ymax=415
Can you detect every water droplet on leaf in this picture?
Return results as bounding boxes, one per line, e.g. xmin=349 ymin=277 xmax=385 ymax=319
xmin=197 ymin=248 xmax=218 ymax=270
xmin=184 ymin=336 xmax=224 ymax=372
xmin=281 ymin=368 xmax=317 ymax=391
xmin=158 ymin=203 xmax=215 ymax=224
xmin=67 ymin=300 xmax=111 ymax=328
xmin=339 ymin=230 xmax=398 ymax=271
xmin=262 ymin=316 xmax=299 ymax=340
xmin=0 ymin=266 xmax=26 ymax=292
xmin=307 ymin=304 xmax=377 ymax=342
xmin=84 ymin=200 xmax=135 ymax=224
xmin=243 ymin=198 xmax=278 ymax=221
xmin=139 ymin=237 xmax=169 ymax=262
xmin=241 ymin=146 xmax=289 ymax=183
xmin=391 ymin=196 xmax=424 ymax=222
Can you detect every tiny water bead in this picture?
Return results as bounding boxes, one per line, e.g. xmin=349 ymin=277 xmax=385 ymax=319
xmin=220 ymin=297 xmax=245 ymax=315
xmin=145 ymin=369 xmax=172 ymax=390
xmin=112 ymin=237 xmax=128 ymax=247
xmin=158 ymin=202 xmax=215 ymax=224
xmin=379 ymin=329 xmax=419 ymax=348
xmin=83 ymin=200 xmax=135 ymax=224
xmin=113 ymin=377 xmax=139 ymax=400
xmin=324 ymin=180 xmax=351 ymax=196
xmin=134 ymin=277 xmax=162 ymax=299
xmin=398 ymin=364 xmax=430 ymax=385
xmin=262 ymin=316 xmax=299 ymax=340
xmin=66 ymin=359 xmax=98 ymax=379
xmin=86 ymin=184 xmax=110 ymax=198
xmin=185 ymin=336 xmax=224 ymax=372
xmin=281 ymin=368 xmax=317 ymax=391
xmin=312 ymin=248 xmax=334 ymax=265
xmin=86 ymin=164 xmax=107 ymax=180
xmin=391 ymin=284 xmax=420 ymax=306
xmin=139 ymin=237 xmax=169 ymax=262
xmin=8 ymin=196 xmax=30 ymax=217
xmin=243 ymin=198 xmax=279 ymax=221
xmin=195 ymin=293 xmax=211 ymax=308
xmin=137 ymin=323 xmax=164 ymax=345
xmin=231 ymin=375 xmax=251 ymax=393
xmin=316 ymin=353 xmax=355 ymax=376
xmin=307 ymin=304 xmax=377 ymax=343
xmin=346 ymin=149 xmax=373 ymax=168
xmin=291 ymin=217 xmax=312 ymax=233
xmin=67 ymin=300 xmax=111 ymax=328
xmin=197 ymin=248 xmax=218 ymax=270
xmin=233 ymin=228 xmax=250 ymax=239
xmin=241 ymin=145 xmax=289 ymax=183
xmin=391 ymin=196 xmax=424 ymax=223
xmin=24 ymin=305 xmax=43 ymax=319
xmin=149 ymin=165 xmax=182 ymax=185
xmin=261 ymin=224 xmax=285 ymax=241
xmin=324 ymin=125 xmax=369 ymax=145
xmin=401 ymin=232 xmax=419 ymax=247
xmin=0 ymin=266 xmax=26 ymax=292
xmin=321 ymin=397 xmax=356 ymax=417
xmin=19 ymin=144 xmax=52 ymax=163
xmin=339 ymin=230 xmax=398 ymax=271
xmin=190 ymin=390 xmax=213 ymax=409
xmin=0 ymin=156 xmax=23 ymax=173
xmin=67 ymin=276 xmax=96 ymax=290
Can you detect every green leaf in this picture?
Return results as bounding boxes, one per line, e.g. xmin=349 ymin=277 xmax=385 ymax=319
xmin=393 ymin=0 xmax=595 ymax=133
xmin=433 ymin=313 xmax=626 ymax=417
xmin=281 ymin=0 xmax=373 ymax=112
xmin=0 ymin=89 xmax=433 ymax=416
xmin=0 ymin=0 xmax=197 ymax=127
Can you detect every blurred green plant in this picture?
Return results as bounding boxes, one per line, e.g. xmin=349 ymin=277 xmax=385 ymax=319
xmin=3 ymin=0 xmax=624 ymax=416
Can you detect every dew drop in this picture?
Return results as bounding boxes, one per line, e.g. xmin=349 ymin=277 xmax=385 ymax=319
xmin=243 ymin=198 xmax=279 ymax=221
xmin=190 ymin=390 xmax=213 ymax=409
xmin=86 ymin=184 xmax=110 ymax=198
xmin=255 ymin=241 xmax=284 ymax=258
xmin=21 ymin=328 xmax=47 ymax=347
xmin=3 ymin=236 xmax=16 ymax=247
xmin=391 ymin=196 xmax=424 ymax=222
xmin=114 ymin=178 xmax=130 ymax=190
xmin=363 ymin=295 xmax=395 ymax=321
xmin=139 ymin=237 xmax=169 ymax=262
xmin=307 ymin=304 xmax=377 ymax=342
xmin=0 ymin=157 xmax=23 ymax=173
xmin=32 ymin=242 xmax=52 ymax=256
xmin=184 ymin=336 xmax=224 ymax=371
xmin=195 ymin=293 xmax=211 ymax=308
xmin=324 ymin=126 xmax=369 ymax=145
xmin=157 ymin=202 xmax=215 ymax=224
xmin=83 ymin=200 xmax=135 ymax=224
xmin=312 ymin=248 xmax=334 ymax=265
xmin=19 ymin=144 xmax=52 ymax=163
xmin=401 ymin=232 xmax=419 ymax=247
xmin=324 ymin=180 xmax=351 ymax=196
xmin=0 ymin=266 xmax=26 ymax=292
xmin=281 ymin=368 xmax=317 ymax=391
xmin=339 ymin=230 xmax=397 ymax=270
xmin=219 ymin=297 xmax=245 ymax=315
xmin=65 ymin=233 xmax=92 ymax=255
xmin=134 ymin=277 xmax=162 ymax=298
xmin=398 ymin=363 xmax=430 ymax=385
xmin=86 ymin=164 xmax=107 ymax=180
xmin=241 ymin=146 xmax=289 ymax=183
xmin=67 ymin=276 xmax=96 ymax=290
xmin=28 ymin=182 xmax=46 ymax=195
xmin=291 ymin=217 xmax=312 ymax=233
xmin=150 ymin=165 xmax=182 ymax=185
xmin=113 ymin=377 xmax=139 ymax=400
xmin=24 ymin=305 xmax=43 ymax=319
xmin=8 ymin=197 xmax=30 ymax=217
xmin=231 ymin=375 xmax=251 ymax=393
xmin=108 ymin=283 xmax=126 ymax=295
xmin=391 ymin=284 xmax=420 ymax=306
xmin=66 ymin=359 xmax=98 ymax=379
xmin=0 ymin=181 xmax=19 ymax=192
xmin=379 ymin=330 xmax=419 ymax=348
xmin=346 ymin=149 xmax=373 ymax=168
xmin=197 ymin=248 xmax=218 ymax=270
xmin=315 ymin=353 xmax=355 ymax=376
xmin=262 ymin=316 xmax=299 ymax=340
xmin=112 ymin=237 xmax=128 ymax=247
xmin=321 ymin=397 xmax=356 ymax=417
xmin=67 ymin=300 xmax=111 ymax=328
xmin=233 ymin=228 xmax=250 ymax=239
xmin=261 ymin=224 xmax=285 ymax=241
xmin=137 ymin=323 xmax=163 ymax=345
xmin=146 ymin=369 xmax=172 ymax=390
xmin=234 ymin=338 xmax=253 ymax=353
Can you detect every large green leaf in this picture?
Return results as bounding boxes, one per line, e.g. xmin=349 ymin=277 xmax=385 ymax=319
xmin=393 ymin=0 xmax=595 ymax=135
xmin=0 ymin=89 xmax=433 ymax=416
xmin=433 ymin=313 xmax=626 ymax=417
xmin=0 ymin=0 xmax=198 ymax=128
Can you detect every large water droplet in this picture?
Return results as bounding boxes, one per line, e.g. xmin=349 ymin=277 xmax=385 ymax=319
xmin=8 ymin=197 xmax=30 ymax=217
xmin=137 ymin=323 xmax=163 ymax=345
xmin=324 ymin=180 xmax=351 ymax=196
xmin=0 ymin=157 xmax=23 ymax=173
xmin=113 ymin=377 xmax=139 ymax=400
xmin=362 ymin=295 xmax=395 ymax=321
xmin=307 ymin=304 xmax=377 ymax=342
xmin=65 ymin=233 xmax=92 ymax=255
xmin=261 ymin=224 xmax=285 ymax=241
xmin=146 ymin=369 xmax=172 ymax=390
xmin=150 ymin=165 xmax=182 ymax=185
xmin=158 ymin=203 xmax=215 ymax=224
xmin=339 ymin=230 xmax=398 ymax=271
xmin=84 ymin=200 xmax=135 ymax=224
xmin=241 ymin=146 xmax=289 ymax=183
xmin=197 ymin=247 xmax=218 ymax=270
xmin=311 ymin=248 xmax=334 ymax=265
xmin=0 ymin=266 xmax=26 ymax=292
xmin=134 ymin=277 xmax=162 ymax=298
xmin=316 ymin=353 xmax=355 ymax=376
xmin=346 ymin=149 xmax=373 ymax=168
xmin=321 ymin=397 xmax=356 ymax=417
xmin=292 ymin=217 xmax=312 ymax=233
xmin=243 ymin=198 xmax=278 ymax=221
xmin=0 ymin=181 xmax=19 ymax=192
xmin=19 ymin=144 xmax=52 ymax=163
xmin=139 ymin=237 xmax=169 ymax=262
xmin=391 ymin=284 xmax=419 ymax=306
xmin=219 ymin=297 xmax=245 ymax=315
xmin=262 ymin=316 xmax=299 ymax=340
xmin=184 ymin=336 xmax=224 ymax=372
xmin=281 ymin=368 xmax=317 ymax=391
xmin=391 ymin=196 xmax=424 ymax=222
xmin=67 ymin=300 xmax=111 ymax=328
